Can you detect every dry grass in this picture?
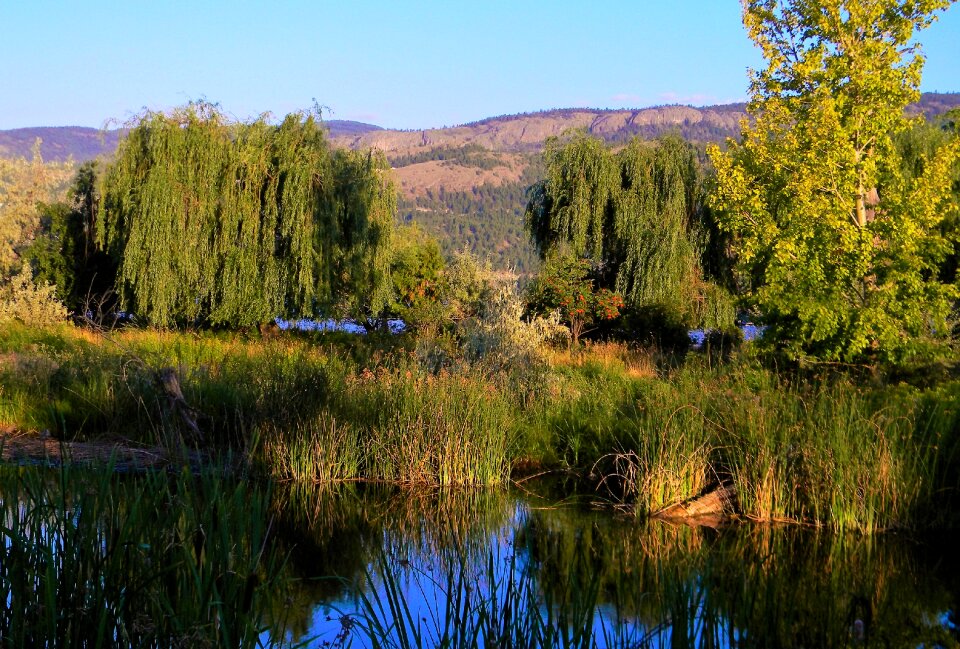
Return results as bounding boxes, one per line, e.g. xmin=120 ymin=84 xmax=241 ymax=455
xmin=546 ymin=341 xmax=656 ymax=380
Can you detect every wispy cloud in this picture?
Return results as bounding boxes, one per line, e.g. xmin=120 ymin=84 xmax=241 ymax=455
xmin=657 ymin=91 xmax=717 ymax=106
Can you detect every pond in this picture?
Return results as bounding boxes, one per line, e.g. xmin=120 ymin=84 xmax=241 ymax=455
xmin=0 ymin=467 xmax=957 ymax=648
xmin=262 ymin=480 xmax=960 ymax=648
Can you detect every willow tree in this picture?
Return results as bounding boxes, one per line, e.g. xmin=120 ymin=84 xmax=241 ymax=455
xmin=324 ymin=148 xmax=396 ymax=326
xmin=526 ymin=132 xmax=732 ymax=329
xmin=97 ymin=104 xmax=394 ymax=328
xmin=709 ymin=0 xmax=960 ymax=364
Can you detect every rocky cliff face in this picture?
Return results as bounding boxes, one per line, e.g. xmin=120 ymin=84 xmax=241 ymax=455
xmin=331 ymin=104 xmax=751 ymax=155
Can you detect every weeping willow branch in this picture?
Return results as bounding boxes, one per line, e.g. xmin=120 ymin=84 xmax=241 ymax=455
xmin=97 ymin=103 xmax=395 ymax=328
xmin=526 ymin=132 xmax=733 ymax=328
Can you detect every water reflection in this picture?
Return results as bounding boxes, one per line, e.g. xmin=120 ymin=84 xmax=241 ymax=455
xmin=263 ymin=482 xmax=960 ymax=648
xmin=2 ymin=467 xmax=953 ymax=647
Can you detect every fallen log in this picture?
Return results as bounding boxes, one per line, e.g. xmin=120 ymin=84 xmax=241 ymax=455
xmin=652 ymin=482 xmax=738 ymax=526
xmin=0 ymin=431 xmax=203 ymax=472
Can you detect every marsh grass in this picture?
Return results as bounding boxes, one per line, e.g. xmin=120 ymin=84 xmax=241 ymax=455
xmin=339 ymin=367 xmax=513 ymax=486
xmin=0 ymin=463 xmax=288 ymax=647
xmin=529 ymin=352 xmax=960 ymax=531
xmin=545 ymin=341 xmax=656 ymax=380
xmin=257 ymin=413 xmax=361 ymax=483
xmin=2 ymin=324 xmax=959 ymax=528
xmin=590 ymin=362 xmax=960 ymax=531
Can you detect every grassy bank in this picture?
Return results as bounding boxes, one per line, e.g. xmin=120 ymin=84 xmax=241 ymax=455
xmin=1 ymin=323 xmax=959 ymax=530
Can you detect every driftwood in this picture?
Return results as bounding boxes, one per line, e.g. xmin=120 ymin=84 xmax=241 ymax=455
xmin=652 ymin=482 xmax=738 ymax=527
xmin=157 ymin=368 xmax=205 ymax=445
xmin=0 ymin=431 xmax=202 ymax=472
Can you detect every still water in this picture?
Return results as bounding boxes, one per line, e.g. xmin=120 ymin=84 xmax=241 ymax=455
xmin=262 ymin=481 xmax=960 ymax=648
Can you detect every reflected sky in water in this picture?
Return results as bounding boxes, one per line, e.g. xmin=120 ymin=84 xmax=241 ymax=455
xmin=261 ymin=482 xmax=960 ymax=648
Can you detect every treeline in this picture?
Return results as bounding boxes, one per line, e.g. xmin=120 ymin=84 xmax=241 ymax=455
xmin=2 ymin=73 xmax=958 ymax=367
xmin=397 ymin=158 xmax=543 ymax=272
xmin=389 ymin=143 xmax=504 ymax=170
xmin=2 ymin=104 xmax=395 ymax=329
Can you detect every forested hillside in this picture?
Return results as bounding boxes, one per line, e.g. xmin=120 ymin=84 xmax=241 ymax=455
xmin=394 ymin=155 xmax=544 ymax=272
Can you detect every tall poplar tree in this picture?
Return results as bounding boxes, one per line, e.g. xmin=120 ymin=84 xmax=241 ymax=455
xmin=709 ymin=0 xmax=960 ymax=364
xmin=97 ymin=104 xmax=394 ymax=328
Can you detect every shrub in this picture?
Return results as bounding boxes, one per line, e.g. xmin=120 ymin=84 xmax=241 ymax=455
xmin=461 ymin=285 xmax=567 ymax=371
xmin=0 ymin=269 xmax=68 ymax=326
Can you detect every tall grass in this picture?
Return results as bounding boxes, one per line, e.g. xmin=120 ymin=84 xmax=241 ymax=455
xmin=1 ymin=324 xmax=514 ymax=486
xmin=257 ymin=413 xmax=361 ymax=483
xmin=0 ymin=464 xmax=289 ymax=647
xmin=534 ymin=355 xmax=960 ymax=532
xmin=2 ymin=324 xmax=959 ymax=528
xmin=337 ymin=367 xmax=513 ymax=485
xmin=255 ymin=366 xmax=514 ymax=486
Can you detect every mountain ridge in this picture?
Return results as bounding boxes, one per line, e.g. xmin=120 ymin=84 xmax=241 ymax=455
xmin=3 ymin=93 xmax=959 ymax=272
xmin=5 ymin=93 xmax=957 ymax=164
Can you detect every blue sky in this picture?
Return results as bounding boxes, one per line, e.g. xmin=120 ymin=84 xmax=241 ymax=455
xmin=2 ymin=1 xmax=958 ymax=130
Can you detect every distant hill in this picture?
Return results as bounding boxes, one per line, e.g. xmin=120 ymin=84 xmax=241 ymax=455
xmin=334 ymin=104 xmax=749 ymax=155
xmin=4 ymin=93 xmax=957 ymax=271
xmin=0 ymin=127 xmax=123 ymax=163
xmin=334 ymin=93 xmax=960 ymax=155
xmin=0 ymin=119 xmax=384 ymax=163
xmin=3 ymin=93 xmax=957 ymax=163
xmin=908 ymin=92 xmax=960 ymax=118
xmin=325 ymin=120 xmax=383 ymax=137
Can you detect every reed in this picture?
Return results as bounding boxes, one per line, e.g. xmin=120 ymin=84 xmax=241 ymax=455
xmin=0 ymin=463 xmax=289 ymax=647
xmin=338 ymin=366 xmax=514 ymax=486
xmin=534 ymin=353 xmax=960 ymax=531
xmin=256 ymin=413 xmax=361 ymax=483
xmin=2 ymin=323 xmax=959 ymax=528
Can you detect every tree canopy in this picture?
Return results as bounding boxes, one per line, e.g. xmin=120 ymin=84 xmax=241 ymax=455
xmin=0 ymin=141 xmax=74 ymax=280
xmin=709 ymin=0 xmax=960 ymax=364
xmin=526 ymin=132 xmax=733 ymax=329
xmin=97 ymin=104 xmax=395 ymax=328
xmin=26 ymin=162 xmax=117 ymax=317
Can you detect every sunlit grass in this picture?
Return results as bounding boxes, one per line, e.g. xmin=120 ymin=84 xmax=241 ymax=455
xmin=1 ymin=323 xmax=959 ymax=529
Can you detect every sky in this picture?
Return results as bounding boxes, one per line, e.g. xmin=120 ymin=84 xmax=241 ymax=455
xmin=2 ymin=1 xmax=959 ymax=131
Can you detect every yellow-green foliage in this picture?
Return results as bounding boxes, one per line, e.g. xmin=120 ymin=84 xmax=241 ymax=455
xmin=709 ymin=0 xmax=960 ymax=364
xmin=0 ymin=142 xmax=74 ymax=279
xmin=0 ymin=268 xmax=68 ymax=326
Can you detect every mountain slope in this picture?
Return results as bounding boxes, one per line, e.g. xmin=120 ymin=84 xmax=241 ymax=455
xmin=0 ymin=120 xmax=383 ymax=163
xmin=0 ymin=127 xmax=123 ymax=163
xmin=3 ymin=93 xmax=957 ymax=163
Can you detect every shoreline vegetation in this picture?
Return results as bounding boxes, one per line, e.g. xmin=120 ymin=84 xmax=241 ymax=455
xmin=1 ymin=2 xmax=960 ymax=643
xmin=2 ymin=322 xmax=958 ymax=534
